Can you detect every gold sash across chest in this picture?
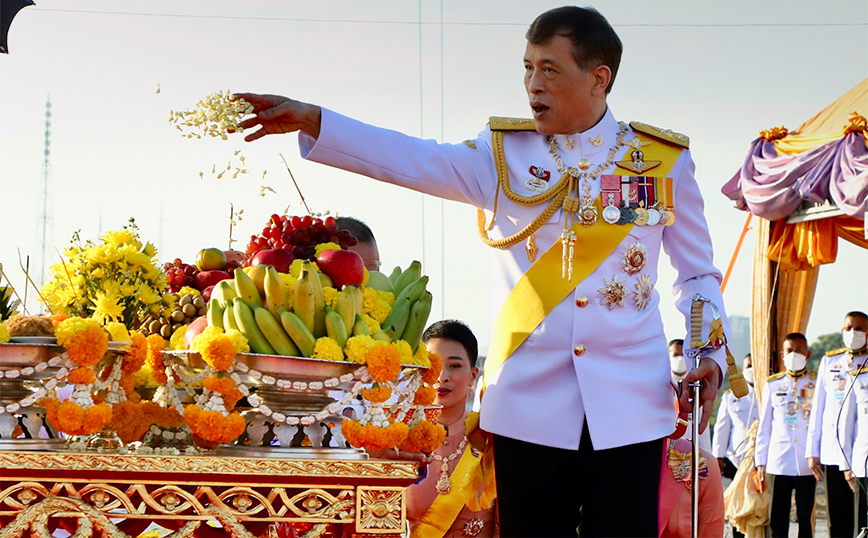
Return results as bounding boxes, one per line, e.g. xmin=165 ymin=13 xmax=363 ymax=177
xmin=481 ymin=132 xmax=684 ymax=390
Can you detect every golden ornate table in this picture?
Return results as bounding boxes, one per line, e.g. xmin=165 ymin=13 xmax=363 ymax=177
xmin=0 ymin=450 xmax=418 ymax=538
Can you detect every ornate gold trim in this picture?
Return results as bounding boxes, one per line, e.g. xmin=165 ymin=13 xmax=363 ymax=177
xmin=0 ymin=451 xmax=417 ymax=479
xmin=355 ymin=487 xmax=405 ymax=533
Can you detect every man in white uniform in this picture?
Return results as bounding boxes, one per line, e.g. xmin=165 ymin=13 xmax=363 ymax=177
xmin=806 ymin=311 xmax=868 ymax=538
xmin=714 ymin=354 xmax=758 ymax=479
xmin=235 ymin=6 xmax=729 ymax=536
xmin=755 ymin=333 xmax=817 ymax=538
xmin=840 ymin=337 xmax=868 ymax=534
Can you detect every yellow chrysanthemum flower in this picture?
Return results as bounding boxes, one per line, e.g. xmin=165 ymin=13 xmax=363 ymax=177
xmin=104 ymin=321 xmax=130 ymax=342
xmin=413 ymin=342 xmax=430 ymax=367
xmin=313 ymin=337 xmax=344 ymax=362
xmin=314 ymin=242 xmax=341 ymax=256
xmin=224 ymin=328 xmax=250 ymax=354
xmin=0 ymin=322 xmax=9 ymax=343
xmin=102 ymin=229 xmax=140 ymax=248
xmin=92 ymin=291 xmax=125 ymax=325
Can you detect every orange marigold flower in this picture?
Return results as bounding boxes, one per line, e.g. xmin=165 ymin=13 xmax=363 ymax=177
xmin=365 ymin=343 xmax=401 ymax=383
xmin=56 ymin=401 xmax=86 ymax=434
xmin=361 ymin=384 xmax=392 ymax=404
xmin=413 ymin=386 xmax=436 ymax=406
xmin=399 ymin=420 xmax=446 ymax=453
xmin=422 ymin=352 xmax=442 ymax=384
xmin=341 ymin=419 xmax=364 ymax=448
xmin=203 ymin=375 xmax=236 ymax=395
xmin=223 ymin=389 xmax=243 ymax=411
xmin=145 ymin=334 xmax=168 ymax=384
xmin=108 ymin=401 xmax=149 ymax=444
xmin=195 ymin=333 xmax=236 ymax=372
xmin=57 ymin=318 xmax=108 ymax=368
xmin=66 ymin=367 xmax=96 ymax=385
xmin=81 ymin=403 xmax=113 ymax=435
xmin=122 ymin=331 xmax=148 ymax=374
xmin=142 ymin=402 xmax=184 ymax=428
xmin=51 ymin=312 xmax=68 ymax=327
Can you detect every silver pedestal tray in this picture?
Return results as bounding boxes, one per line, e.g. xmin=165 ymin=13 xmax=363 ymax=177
xmin=0 ymin=342 xmax=65 ymax=450
xmin=167 ymin=351 xmax=365 ymax=457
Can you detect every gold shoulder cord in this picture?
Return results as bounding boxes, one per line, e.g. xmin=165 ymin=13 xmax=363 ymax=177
xmin=477 ymin=130 xmax=572 ymax=250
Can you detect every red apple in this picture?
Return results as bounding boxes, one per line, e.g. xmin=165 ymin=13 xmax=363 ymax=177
xmin=184 ymin=316 xmax=209 ymax=349
xmin=250 ymin=248 xmax=295 ymax=274
xmin=224 ymin=249 xmax=247 ymax=266
xmin=201 ymin=285 xmax=215 ymax=302
xmin=194 ymin=270 xmax=232 ymax=291
xmin=316 ymin=249 xmax=364 ymax=288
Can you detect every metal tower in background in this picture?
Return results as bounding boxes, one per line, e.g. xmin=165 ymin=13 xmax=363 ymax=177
xmin=35 ymin=95 xmax=54 ymax=297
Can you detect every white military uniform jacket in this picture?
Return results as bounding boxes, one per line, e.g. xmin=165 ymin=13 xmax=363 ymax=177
xmin=300 ymin=107 xmax=729 ymax=451
xmin=755 ymin=371 xmax=816 ymax=476
xmin=712 ymin=385 xmax=758 ymax=467
xmin=806 ymin=348 xmax=866 ymax=466
xmin=841 ymin=365 xmax=868 ymax=477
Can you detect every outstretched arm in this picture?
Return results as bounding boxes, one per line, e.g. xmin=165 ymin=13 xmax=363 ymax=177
xmin=233 ymin=93 xmax=322 ymax=141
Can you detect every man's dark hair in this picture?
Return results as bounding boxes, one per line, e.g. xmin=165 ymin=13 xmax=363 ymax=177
xmin=526 ymin=6 xmax=622 ymax=93
xmin=784 ymin=332 xmax=808 ymax=346
xmin=845 ymin=311 xmax=868 ymax=322
xmin=668 ymin=339 xmax=684 ymax=348
xmin=335 ymin=216 xmax=376 ymax=245
xmin=422 ymin=319 xmax=479 ymax=368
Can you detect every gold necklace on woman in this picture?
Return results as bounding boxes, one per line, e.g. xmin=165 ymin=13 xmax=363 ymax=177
xmin=432 ymin=436 xmax=467 ymax=494
xmin=547 ymin=122 xmax=628 ymax=279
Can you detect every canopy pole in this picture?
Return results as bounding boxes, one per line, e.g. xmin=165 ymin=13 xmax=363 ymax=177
xmin=721 ymin=212 xmax=753 ymax=293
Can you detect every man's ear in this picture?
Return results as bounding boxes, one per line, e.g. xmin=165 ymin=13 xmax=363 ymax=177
xmin=806 ymin=349 xmax=812 ymax=360
xmin=591 ymin=65 xmax=612 ymax=96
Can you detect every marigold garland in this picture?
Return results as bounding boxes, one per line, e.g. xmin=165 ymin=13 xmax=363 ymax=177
xmin=341 ymin=419 xmax=409 ymax=451
xmin=104 ymin=321 xmax=130 ymax=343
xmin=192 ymin=328 xmax=237 ymax=371
xmin=391 ymin=340 xmax=413 ymax=365
xmin=422 ymin=352 xmax=443 ymax=384
xmin=203 ymin=375 xmax=236 ymax=394
xmin=123 ymin=331 xmax=148 ymax=374
xmin=145 ymin=334 xmax=168 ymax=384
xmin=107 ymin=400 xmax=150 ymax=443
xmin=43 ymin=398 xmax=113 ymax=436
xmin=360 ymin=384 xmax=392 ymax=404
xmin=67 ymin=367 xmax=96 ymax=385
xmin=141 ymin=401 xmax=185 ymax=428
xmin=56 ymin=317 xmax=108 ymax=368
xmin=413 ymin=385 xmax=436 ymax=406
xmin=184 ymin=404 xmax=246 ymax=444
xmin=399 ymin=420 xmax=446 ymax=453
xmin=365 ymin=343 xmax=401 ymax=383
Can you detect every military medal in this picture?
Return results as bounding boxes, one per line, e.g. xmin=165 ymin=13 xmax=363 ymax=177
xmin=646 ymin=206 xmax=662 ymax=226
xmin=633 ymin=207 xmax=649 ymax=226
xmin=634 ymin=274 xmax=654 ymax=311
xmin=525 ymin=165 xmax=551 ymax=193
xmin=622 ymin=242 xmax=648 ymax=274
xmin=616 ymin=137 xmax=661 ymax=174
xmin=598 ymin=275 xmax=628 ymax=310
xmin=600 ymin=175 xmax=622 ymax=224
xmin=603 ymin=201 xmax=621 ymax=224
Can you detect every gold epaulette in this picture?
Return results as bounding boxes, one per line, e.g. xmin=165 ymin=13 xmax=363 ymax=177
xmin=489 ymin=117 xmax=536 ymax=131
xmin=723 ymin=389 xmax=732 ymax=395
xmin=850 ymin=366 xmax=868 ymax=377
xmin=825 ymin=347 xmax=848 ymax=357
xmin=630 ymin=121 xmax=689 ymax=148
xmin=810 ymin=371 xmax=817 ymax=378
xmin=767 ymin=372 xmax=786 ymax=382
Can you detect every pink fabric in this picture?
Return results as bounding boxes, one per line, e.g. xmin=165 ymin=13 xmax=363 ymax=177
xmin=721 ymin=132 xmax=868 ymax=220
xmin=658 ymin=440 xmax=725 ymax=538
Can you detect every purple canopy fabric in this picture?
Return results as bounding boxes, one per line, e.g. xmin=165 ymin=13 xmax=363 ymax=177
xmin=722 ymin=132 xmax=867 ymax=221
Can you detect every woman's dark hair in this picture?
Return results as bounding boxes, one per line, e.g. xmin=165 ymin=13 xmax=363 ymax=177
xmin=422 ymin=319 xmax=479 ymax=368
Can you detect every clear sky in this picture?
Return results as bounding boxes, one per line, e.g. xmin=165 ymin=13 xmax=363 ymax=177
xmin=1 ymin=1 xmax=866 ymax=352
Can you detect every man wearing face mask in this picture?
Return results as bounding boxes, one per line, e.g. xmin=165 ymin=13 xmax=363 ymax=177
xmin=755 ymin=333 xmax=817 ymax=538
xmin=714 ymin=354 xmax=759 ymax=479
xmin=806 ymin=310 xmax=868 ymax=538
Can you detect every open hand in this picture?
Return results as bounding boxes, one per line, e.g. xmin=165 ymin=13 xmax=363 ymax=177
xmin=232 ymin=93 xmax=322 ymax=141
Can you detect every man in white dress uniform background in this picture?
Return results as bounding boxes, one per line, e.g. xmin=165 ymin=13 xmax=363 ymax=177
xmin=235 ymin=6 xmax=730 ymax=536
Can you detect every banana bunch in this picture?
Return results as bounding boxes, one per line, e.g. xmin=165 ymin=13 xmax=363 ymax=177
xmin=203 ymin=259 xmax=433 ymax=358
xmin=380 ymin=262 xmax=432 ymax=352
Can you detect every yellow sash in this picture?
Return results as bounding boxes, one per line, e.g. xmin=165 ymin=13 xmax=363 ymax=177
xmin=482 ymin=133 xmax=684 ymax=389
xmin=412 ymin=446 xmax=482 ymax=538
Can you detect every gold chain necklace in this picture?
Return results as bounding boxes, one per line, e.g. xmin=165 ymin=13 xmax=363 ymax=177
xmin=432 ymin=436 xmax=467 ymax=494
xmin=547 ymin=123 xmax=628 ymax=279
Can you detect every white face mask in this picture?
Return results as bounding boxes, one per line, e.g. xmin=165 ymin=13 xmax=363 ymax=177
xmin=670 ymin=354 xmax=687 ymax=375
xmin=843 ymin=329 xmax=867 ymax=351
xmin=742 ymin=367 xmax=754 ymax=385
xmin=783 ymin=352 xmax=807 ymax=372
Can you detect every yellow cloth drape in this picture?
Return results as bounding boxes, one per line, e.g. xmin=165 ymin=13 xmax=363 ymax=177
xmin=767 ymin=216 xmax=868 ymax=272
xmin=773 ymin=131 xmax=867 ymax=155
